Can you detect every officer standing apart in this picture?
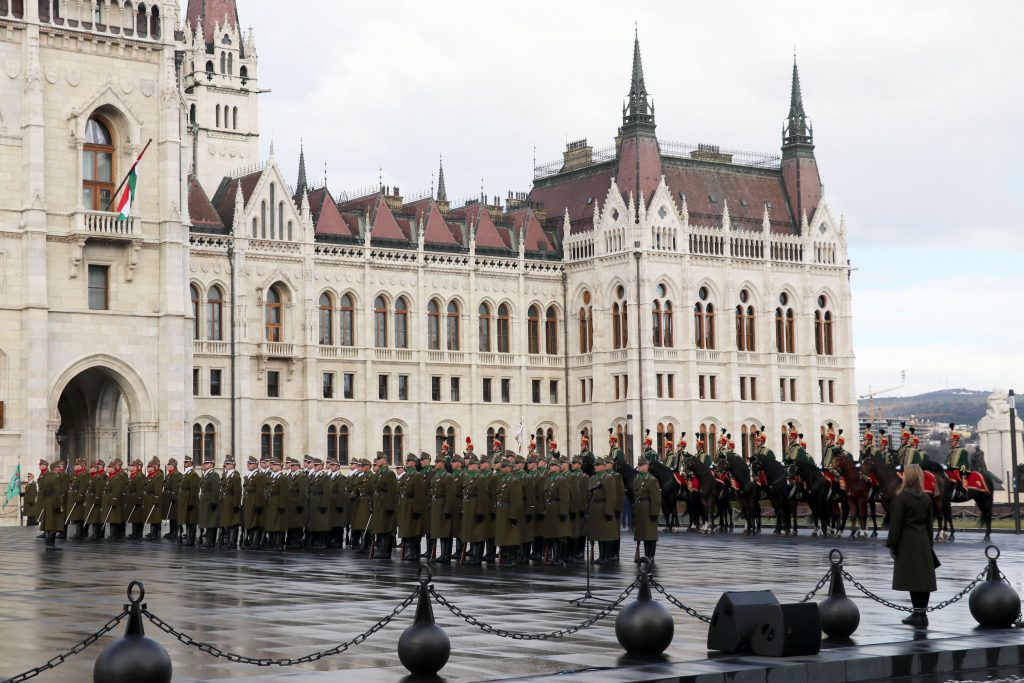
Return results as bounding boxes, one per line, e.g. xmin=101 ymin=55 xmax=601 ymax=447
xmin=631 ymin=459 xmax=662 ymax=561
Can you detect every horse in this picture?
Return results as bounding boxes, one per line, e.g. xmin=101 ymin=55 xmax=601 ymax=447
xmin=861 ymin=455 xmax=899 ymax=522
xmin=723 ymin=454 xmax=759 ymax=535
xmin=789 ymin=459 xmax=833 ymax=537
xmin=751 ymin=452 xmax=795 ymax=535
xmin=935 ymin=467 xmax=994 ymax=542
xmin=682 ymin=455 xmax=722 ymax=533
xmin=832 ymin=452 xmax=874 ymax=538
xmin=649 ymin=460 xmax=684 ymax=532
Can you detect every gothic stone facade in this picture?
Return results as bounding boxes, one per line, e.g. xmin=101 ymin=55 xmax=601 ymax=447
xmin=0 ymin=1 xmax=857 ymax=494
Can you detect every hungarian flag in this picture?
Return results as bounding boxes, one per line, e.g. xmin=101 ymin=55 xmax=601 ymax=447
xmin=115 ymin=162 xmax=138 ymax=221
xmin=2 ymin=464 xmax=19 ymax=510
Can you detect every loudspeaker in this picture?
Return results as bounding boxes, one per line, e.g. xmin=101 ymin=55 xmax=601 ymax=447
xmin=706 ymin=590 xmax=780 ymax=653
xmin=750 ymin=603 xmax=822 ymax=657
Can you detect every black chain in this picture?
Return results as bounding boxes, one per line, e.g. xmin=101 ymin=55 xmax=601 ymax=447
xmin=647 ymin=578 xmax=712 ymax=623
xmin=840 ymin=566 xmax=988 ymax=613
xmin=800 ymin=568 xmax=833 ymax=603
xmin=142 ymin=588 xmax=417 ymax=666
xmin=429 ymin=577 xmax=639 ymax=639
xmin=3 ymin=611 xmax=128 ymax=683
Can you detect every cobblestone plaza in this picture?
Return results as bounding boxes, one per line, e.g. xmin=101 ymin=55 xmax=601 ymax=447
xmin=1 ymin=527 xmax=1021 ymax=682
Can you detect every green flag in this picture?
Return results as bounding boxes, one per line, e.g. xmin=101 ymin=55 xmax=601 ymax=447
xmin=2 ymin=464 xmax=20 ymax=509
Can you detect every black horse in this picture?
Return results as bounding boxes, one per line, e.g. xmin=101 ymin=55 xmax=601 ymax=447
xmin=751 ymin=452 xmax=794 ymax=535
xmin=789 ymin=459 xmax=833 ymax=537
xmin=724 ymin=454 xmax=759 ymax=534
xmin=649 ymin=461 xmax=684 ymax=532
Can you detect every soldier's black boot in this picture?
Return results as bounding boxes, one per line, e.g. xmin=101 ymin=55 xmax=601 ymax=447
xmin=206 ymin=528 xmax=217 ymax=548
xmin=71 ymin=521 xmax=83 ymax=540
xmin=163 ymin=523 xmax=174 ymax=540
xmin=485 ymin=539 xmax=497 ymax=563
xmin=465 ymin=542 xmax=482 ymax=566
xmin=420 ymin=536 xmax=432 ymax=559
xmin=187 ymin=525 xmax=198 ymax=547
xmin=45 ymin=532 xmax=61 ymax=551
xmin=132 ymin=523 xmax=144 ymax=540
xmin=146 ymin=524 xmax=160 ymax=540
xmin=530 ymin=538 xmax=543 ymax=562
xmin=575 ymin=537 xmax=586 ymax=562
xmin=611 ymin=539 xmax=620 ymax=562
xmin=648 ymin=540 xmax=657 ymax=560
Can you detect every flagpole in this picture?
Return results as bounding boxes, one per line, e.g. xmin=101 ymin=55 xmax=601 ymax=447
xmin=104 ymin=138 xmax=153 ymax=213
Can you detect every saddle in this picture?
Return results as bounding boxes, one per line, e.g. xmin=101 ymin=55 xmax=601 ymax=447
xmin=757 ymin=471 xmax=768 ymax=488
xmin=672 ymin=471 xmax=685 ymax=487
xmin=897 ymin=470 xmax=937 ymax=494
xmin=965 ymin=471 xmax=989 ymax=493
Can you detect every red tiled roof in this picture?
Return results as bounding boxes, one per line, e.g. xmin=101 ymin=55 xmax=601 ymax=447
xmin=422 ymin=202 xmax=459 ymax=245
xmin=616 ymin=135 xmax=662 ymax=208
xmin=370 ymin=197 xmax=411 ymax=241
xmin=211 ymin=170 xmax=261 ymax=229
xmin=470 ymin=207 xmax=511 ymax=249
xmin=185 ymin=0 xmax=239 ymax=48
xmin=187 ymin=175 xmax=224 ymax=230
xmin=529 ymin=166 xmax=614 ymax=235
xmin=514 ymin=210 xmax=555 ymax=254
xmin=308 ymin=187 xmax=354 ymax=237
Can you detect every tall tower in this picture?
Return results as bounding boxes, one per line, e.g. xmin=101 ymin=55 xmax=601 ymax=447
xmin=182 ymin=0 xmax=261 ymax=193
xmin=616 ymin=31 xmax=661 ymax=218
xmin=780 ymin=57 xmax=822 ymax=228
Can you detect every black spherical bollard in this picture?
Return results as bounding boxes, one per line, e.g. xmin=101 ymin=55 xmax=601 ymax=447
xmin=93 ymin=581 xmax=172 ymax=683
xmin=819 ymin=550 xmax=860 ymax=639
xmin=398 ymin=566 xmax=450 ymax=676
xmin=615 ymin=557 xmax=674 ymax=656
xmin=969 ymin=546 xmax=1021 ymax=629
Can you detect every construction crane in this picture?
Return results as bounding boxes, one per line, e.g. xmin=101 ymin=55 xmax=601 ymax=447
xmin=859 ymin=370 xmax=906 ymax=422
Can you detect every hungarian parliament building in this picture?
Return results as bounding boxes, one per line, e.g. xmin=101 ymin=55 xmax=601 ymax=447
xmin=0 ymin=0 xmax=856 ymax=483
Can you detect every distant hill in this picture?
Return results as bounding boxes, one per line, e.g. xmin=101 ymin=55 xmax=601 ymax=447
xmin=858 ymin=389 xmax=989 ymax=426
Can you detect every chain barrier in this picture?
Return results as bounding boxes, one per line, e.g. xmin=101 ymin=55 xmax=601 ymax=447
xmin=800 ymin=568 xmax=833 ymax=603
xmin=142 ymin=588 xmax=418 ymax=666
xmin=839 ymin=566 xmax=987 ymax=613
xmin=647 ymin=578 xmax=712 ymax=623
xmin=3 ymin=611 xmax=128 ymax=683
xmin=429 ymin=577 xmax=640 ymax=639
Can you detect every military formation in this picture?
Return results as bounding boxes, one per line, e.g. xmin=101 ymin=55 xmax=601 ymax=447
xmin=23 ymin=421 xmax=985 ymax=554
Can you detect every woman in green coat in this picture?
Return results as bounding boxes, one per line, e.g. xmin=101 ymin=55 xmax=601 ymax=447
xmin=886 ymin=464 xmax=936 ymax=628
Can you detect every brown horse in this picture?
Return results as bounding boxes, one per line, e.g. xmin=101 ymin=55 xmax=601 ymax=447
xmin=683 ymin=455 xmax=722 ymax=534
xmin=832 ymin=452 xmax=874 ymax=538
xmin=862 ymin=456 xmax=946 ymax=526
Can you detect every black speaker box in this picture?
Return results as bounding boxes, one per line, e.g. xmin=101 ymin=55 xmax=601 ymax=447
xmin=750 ymin=602 xmax=822 ymax=657
xmin=706 ymin=590 xmax=781 ymax=653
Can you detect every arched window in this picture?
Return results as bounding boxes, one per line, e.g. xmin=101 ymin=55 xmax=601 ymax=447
xmin=227 ymin=53 xmax=233 ymax=77
xmin=611 ymin=285 xmax=628 ymax=349
xmin=694 ymin=286 xmax=716 ymax=349
xmin=287 ymin=221 xmax=293 ymax=241
xmin=260 ymin=201 xmax=266 ymax=239
xmin=203 ymin=424 xmax=216 ymax=461
xmin=240 ymin=65 xmax=248 ymax=83
xmin=652 ymin=284 xmax=673 ymax=348
xmin=340 ymin=294 xmax=354 ymax=347
xmin=382 ymin=426 xmax=393 ymax=463
xmin=190 ymin=285 xmax=200 ymax=339
xmin=192 ymin=424 xmax=202 ymax=460
xmin=318 ymin=293 xmax=333 ymax=345
xmin=273 ymin=424 xmax=284 ymax=459
xmin=135 ymin=3 xmax=148 ymax=38
xmin=251 ymin=217 xmax=257 ymax=238
xmin=219 ymin=51 xmax=226 ymax=74
xmin=232 ymin=106 xmax=238 ymax=130
xmin=278 ymin=202 xmax=284 ymax=239
xmin=478 ymin=303 xmax=492 ymax=352
xmin=206 ymin=286 xmax=223 ymax=341
xmin=394 ymin=297 xmax=408 ymax=348
xmin=426 ymin=298 xmax=441 ymax=350
xmin=83 ymin=118 xmax=114 ymax=211
xmin=497 ymin=304 xmax=511 ymax=353
xmin=486 ymin=427 xmax=507 ymax=455
xmin=535 ymin=428 xmax=547 ymax=456
xmin=326 ymin=423 xmax=350 ymax=465
xmin=815 ymin=294 xmax=834 ymax=355
xmin=735 ymin=289 xmax=756 ymax=352
xmin=775 ymin=292 xmax=795 ymax=353
xmin=192 ymin=423 xmax=216 ymax=463
xmin=205 ymin=61 xmax=214 ymax=77
xmin=435 ymin=426 xmax=456 ymax=456
xmin=189 ymin=104 xmax=196 ymax=124
xmin=544 ymin=306 xmax=558 ymax=355
xmin=374 ymin=296 xmax=388 ymax=348
xmin=269 ymin=183 xmax=276 ymax=236
xmin=578 ymin=290 xmax=592 ymax=353
xmin=527 ymin=304 xmax=541 ymax=354
xmin=216 ymin=104 xmax=221 ymax=128
xmin=148 ymin=4 xmax=159 ymax=38
xmin=264 ymin=286 xmax=282 ymax=342
xmin=446 ymin=300 xmax=461 ymax=351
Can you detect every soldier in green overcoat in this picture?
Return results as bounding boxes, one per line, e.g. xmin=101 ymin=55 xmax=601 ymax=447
xmin=22 ymin=472 xmax=39 ymax=526
xmin=531 ymin=453 xmax=550 ymax=562
xmin=177 ymin=455 xmax=200 ymax=546
xmin=418 ymin=452 xmax=435 ymax=559
xmin=542 ymin=460 xmax=572 ymax=566
xmin=480 ymin=453 xmax=499 ymax=563
xmin=585 ymin=458 xmax=614 ymax=565
xmin=350 ymin=460 xmax=373 ymax=552
xmin=570 ymin=456 xmax=588 ymax=562
xmin=102 ymin=459 xmax=129 ymax=541
xmin=198 ymin=454 xmax=221 ymax=548
xmin=143 ymin=457 xmax=165 ymax=540
xmin=459 ymin=456 xmax=491 ymax=565
xmin=66 ymin=460 xmax=89 ymax=539
xmin=126 ymin=459 xmax=147 ymax=539
xmin=283 ymin=457 xmax=308 ymax=549
xmin=326 ymin=456 xmax=347 ymax=548
xmin=218 ymin=455 xmax=242 ymax=548
xmin=85 ymin=460 xmax=105 ymax=540
xmin=305 ymin=458 xmax=331 ymax=550
xmin=494 ymin=455 xmax=523 ymax=564
xmin=449 ymin=455 xmax=466 ymax=561
xmin=397 ymin=453 xmax=426 ymax=561
xmin=161 ymin=458 xmax=182 ymax=541
xmin=38 ymin=460 xmax=64 ymax=549
xmin=429 ymin=453 xmax=457 ymax=564
xmin=631 ymin=459 xmax=662 ymax=560
xmin=241 ymin=456 xmax=265 ymax=549
xmin=263 ymin=456 xmax=287 ymax=550
xmin=54 ymin=461 xmax=71 ymax=539
xmin=370 ymin=453 xmax=399 ymax=559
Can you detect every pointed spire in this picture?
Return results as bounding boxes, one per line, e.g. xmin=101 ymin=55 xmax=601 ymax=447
xmin=622 ymin=28 xmax=654 ymax=129
xmin=783 ymin=55 xmax=812 ymax=146
xmin=436 ymin=155 xmax=447 ymax=202
xmin=296 ymin=139 xmax=307 ymax=196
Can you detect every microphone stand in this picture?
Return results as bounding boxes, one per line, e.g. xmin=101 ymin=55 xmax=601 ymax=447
xmin=569 ymin=485 xmax=613 ymax=606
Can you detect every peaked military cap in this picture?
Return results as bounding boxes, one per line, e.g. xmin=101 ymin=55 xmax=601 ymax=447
xmin=303 ymin=454 xmax=314 ymax=463
xmin=224 ymin=455 xmax=235 ymax=465
xmin=95 ymin=458 xmax=106 ymax=468
xmin=285 ymin=457 xmax=300 ymax=466
xmin=166 ymin=458 xmax=178 ymax=467
xmin=326 ymin=454 xmax=340 ymax=465
xmin=419 ymin=451 xmax=433 ymax=460
xmin=38 ymin=458 xmax=48 ymax=467
xmin=405 ymin=452 xmax=418 ymax=462
xmin=203 ymin=453 xmax=216 ymax=465
xmin=183 ymin=455 xmax=193 ymax=464
xmin=312 ymin=457 xmax=324 ymax=466
xmin=147 ymin=456 xmax=161 ymax=468
xmin=247 ymin=455 xmax=259 ymax=465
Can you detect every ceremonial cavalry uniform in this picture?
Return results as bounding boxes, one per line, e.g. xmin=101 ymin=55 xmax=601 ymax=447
xmin=198 ymin=455 xmax=222 ymax=548
xmin=219 ymin=456 xmax=242 ymax=548
xmin=38 ymin=460 xmax=64 ymax=550
xmin=370 ymin=456 xmax=399 ymax=559
xmin=859 ymin=430 xmax=881 ymax=464
xmin=631 ymin=462 xmax=662 ymax=560
xmin=895 ymin=427 xmax=922 ymax=468
xmin=177 ymin=457 xmax=200 ymax=546
xmin=397 ymin=453 xmax=426 ymax=560
xmin=241 ymin=456 xmax=267 ymax=549
xmin=784 ymin=425 xmax=813 ymax=466
xmin=143 ymin=457 xmax=165 ymax=540
xmin=161 ymin=459 xmax=182 ymax=541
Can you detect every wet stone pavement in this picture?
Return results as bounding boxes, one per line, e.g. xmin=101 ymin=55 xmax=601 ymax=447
xmin=0 ymin=526 xmax=1022 ymax=682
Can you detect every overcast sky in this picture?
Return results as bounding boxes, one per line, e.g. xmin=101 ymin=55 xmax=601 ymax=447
xmin=235 ymin=0 xmax=1022 ymax=398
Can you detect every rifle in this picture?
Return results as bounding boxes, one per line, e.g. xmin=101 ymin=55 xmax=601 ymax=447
xmin=63 ymin=500 xmax=79 ymax=527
